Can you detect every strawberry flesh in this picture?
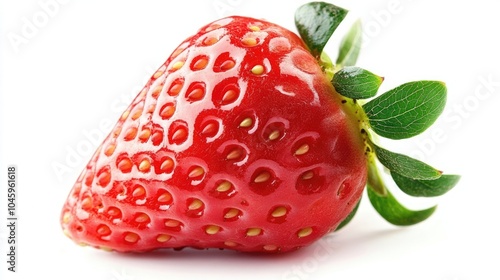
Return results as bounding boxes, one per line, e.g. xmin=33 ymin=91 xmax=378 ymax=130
xmin=61 ymin=16 xmax=367 ymax=253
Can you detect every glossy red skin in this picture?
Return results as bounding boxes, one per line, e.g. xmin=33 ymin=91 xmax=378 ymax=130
xmin=61 ymin=16 xmax=367 ymax=253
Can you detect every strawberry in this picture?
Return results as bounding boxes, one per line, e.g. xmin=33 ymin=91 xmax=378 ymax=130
xmin=60 ymin=2 xmax=459 ymax=253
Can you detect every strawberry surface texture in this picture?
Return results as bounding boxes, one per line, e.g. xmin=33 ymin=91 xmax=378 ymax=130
xmin=61 ymin=15 xmax=367 ymax=253
xmin=61 ymin=2 xmax=459 ymax=254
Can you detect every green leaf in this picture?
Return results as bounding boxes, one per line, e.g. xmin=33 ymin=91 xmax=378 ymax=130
xmin=295 ymin=2 xmax=348 ymax=58
xmin=332 ymin=66 xmax=383 ymax=99
xmin=335 ymin=198 xmax=361 ymax=231
xmin=336 ymin=19 xmax=362 ymax=67
xmin=373 ymin=144 xmax=442 ymax=180
xmin=367 ymin=186 xmax=437 ymax=226
xmin=391 ymin=172 xmax=460 ymax=197
xmin=363 ymin=81 xmax=447 ymax=139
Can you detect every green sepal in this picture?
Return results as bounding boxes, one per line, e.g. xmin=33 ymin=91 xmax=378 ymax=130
xmin=336 ymin=19 xmax=362 ymax=67
xmin=335 ymin=198 xmax=361 ymax=231
xmin=295 ymin=2 xmax=348 ymax=58
xmin=320 ymin=52 xmax=335 ymax=81
xmin=372 ymin=143 xmax=442 ymax=180
xmin=363 ymin=81 xmax=447 ymax=140
xmin=367 ymin=185 xmax=437 ymax=226
xmin=332 ymin=66 xmax=383 ymax=99
xmin=392 ymin=172 xmax=460 ymax=197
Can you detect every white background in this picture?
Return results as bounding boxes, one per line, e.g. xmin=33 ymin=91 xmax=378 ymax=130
xmin=1 ymin=0 xmax=499 ymax=279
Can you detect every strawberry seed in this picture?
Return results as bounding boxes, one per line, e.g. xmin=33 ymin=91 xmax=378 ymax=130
xmin=251 ymin=65 xmax=265 ymax=75
xmin=188 ymin=199 xmax=204 ymax=210
xmin=297 ymin=227 xmax=313 ymax=238
xmin=156 ymin=234 xmax=171 ymax=243
xmin=294 ymin=144 xmax=310 ymax=156
xmin=253 ymin=171 xmax=271 ymax=183
xmin=205 ymin=225 xmax=221 ymax=235
xmin=132 ymin=185 xmax=146 ymax=197
xmin=239 ymin=117 xmax=253 ymax=128
xmin=263 ymin=245 xmax=278 ymax=251
xmin=216 ymin=181 xmax=232 ymax=192
xmin=138 ymin=159 xmax=151 ymax=172
xmin=188 ymin=166 xmax=205 ymax=178
xmin=124 ymin=232 xmax=139 ymax=243
xmin=246 ymin=228 xmax=262 ymax=237
xmin=271 ymin=206 xmax=287 ymax=218
xmin=223 ymin=208 xmax=241 ymax=220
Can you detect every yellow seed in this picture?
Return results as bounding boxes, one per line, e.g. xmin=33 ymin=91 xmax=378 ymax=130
xmin=242 ymin=37 xmax=257 ymax=46
xmin=216 ymin=181 xmax=232 ymax=192
xmin=224 ymin=208 xmax=240 ymax=219
xmin=188 ymin=166 xmax=204 ymax=178
xmin=132 ymin=185 xmax=146 ymax=197
xmin=151 ymin=85 xmax=163 ymax=98
xmin=226 ymin=149 xmax=242 ymax=160
xmin=104 ymin=144 xmax=116 ymax=156
xmin=100 ymin=246 xmax=113 ymax=252
xmin=124 ymin=232 xmax=139 ymax=243
xmin=268 ymin=130 xmax=280 ymax=140
xmin=253 ymin=171 xmax=271 ymax=183
xmin=81 ymin=197 xmax=92 ymax=210
xmin=192 ymin=57 xmax=208 ymax=70
xmin=171 ymin=61 xmax=185 ymax=70
xmin=249 ymin=25 xmax=261 ymax=31
xmin=153 ymin=70 xmax=164 ymax=79
xmin=135 ymin=213 xmax=150 ymax=223
xmin=160 ymin=158 xmax=174 ymax=172
xmin=120 ymin=110 xmax=130 ymax=121
xmin=224 ymin=241 xmax=238 ymax=247
xmin=62 ymin=212 xmax=71 ymax=224
xmin=157 ymin=192 xmax=172 ymax=203
xmin=124 ymin=127 xmax=138 ymax=140
xmin=203 ymin=36 xmax=218 ymax=46
xmin=302 ymin=171 xmax=314 ymax=180
xmin=246 ymin=228 xmax=262 ymax=237
xmin=138 ymin=88 xmax=148 ymax=99
xmin=156 ymin=234 xmax=171 ymax=243
xmin=294 ymin=144 xmax=310 ymax=155
xmin=263 ymin=245 xmax=278 ymax=251
xmin=160 ymin=104 xmax=175 ymax=119
xmin=131 ymin=109 xmax=143 ymax=120
xmin=96 ymin=224 xmax=111 ymax=236
xmin=164 ymin=219 xmax=181 ymax=228
xmin=138 ymin=129 xmax=151 ymax=141
xmin=298 ymin=227 xmax=313 ymax=238
xmin=205 ymin=225 xmax=221 ymax=235
xmin=271 ymin=206 xmax=287 ymax=218
xmin=251 ymin=65 xmax=265 ymax=75
xmin=188 ymin=199 xmax=203 ymax=210
xmin=206 ymin=24 xmax=221 ymax=32
xmin=63 ymin=229 xmax=71 ymax=238
xmin=139 ymin=159 xmax=151 ymax=172
xmin=113 ymin=127 xmax=122 ymax=137
xmin=171 ymin=47 xmax=185 ymax=58
xmin=239 ymin=117 xmax=253 ymax=128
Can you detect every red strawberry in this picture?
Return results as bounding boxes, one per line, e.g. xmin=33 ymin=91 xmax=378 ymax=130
xmin=60 ymin=15 xmax=366 ymax=253
xmin=61 ymin=2 xmax=458 ymax=253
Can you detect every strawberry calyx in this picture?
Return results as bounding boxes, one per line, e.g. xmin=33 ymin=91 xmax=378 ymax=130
xmin=295 ymin=2 xmax=460 ymax=227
